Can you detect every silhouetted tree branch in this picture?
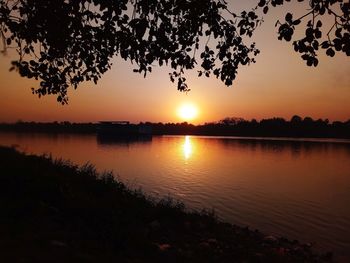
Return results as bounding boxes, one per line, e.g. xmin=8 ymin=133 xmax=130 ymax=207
xmin=258 ymin=0 xmax=350 ymax=66
xmin=0 ymin=0 xmax=349 ymax=104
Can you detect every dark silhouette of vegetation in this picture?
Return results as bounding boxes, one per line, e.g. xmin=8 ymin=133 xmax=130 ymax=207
xmin=0 ymin=146 xmax=333 ymax=262
xmin=0 ymin=0 xmax=348 ymax=103
xmin=1 ymin=115 xmax=349 ymax=138
xmin=260 ymin=0 xmax=350 ymax=66
xmin=0 ymin=121 xmax=96 ymax=133
xmin=149 ymin=116 xmax=350 ymax=138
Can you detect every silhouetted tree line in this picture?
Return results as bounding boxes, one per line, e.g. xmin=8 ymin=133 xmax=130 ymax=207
xmin=0 ymin=121 xmax=96 ymax=133
xmin=1 ymin=115 xmax=349 ymax=138
xmin=148 ymin=116 xmax=350 ymax=138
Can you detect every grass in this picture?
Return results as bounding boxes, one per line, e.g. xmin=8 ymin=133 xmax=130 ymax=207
xmin=0 ymin=146 xmax=332 ymax=262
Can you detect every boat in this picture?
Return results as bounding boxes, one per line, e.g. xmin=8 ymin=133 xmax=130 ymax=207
xmin=97 ymin=121 xmax=152 ymax=136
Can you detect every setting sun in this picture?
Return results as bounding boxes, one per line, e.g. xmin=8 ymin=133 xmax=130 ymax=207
xmin=178 ymin=103 xmax=198 ymax=121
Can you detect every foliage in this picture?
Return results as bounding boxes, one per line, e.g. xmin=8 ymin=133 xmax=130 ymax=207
xmin=259 ymin=0 xmax=350 ymax=67
xmin=0 ymin=0 xmax=349 ymax=103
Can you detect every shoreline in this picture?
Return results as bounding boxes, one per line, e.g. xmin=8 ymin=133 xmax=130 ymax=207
xmin=0 ymin=119 xmax=349 ymax=140
xmin=0 ymin=146 xmax=333 ymax=262
xmin=1 ymin=129 xmax=350 ymax=145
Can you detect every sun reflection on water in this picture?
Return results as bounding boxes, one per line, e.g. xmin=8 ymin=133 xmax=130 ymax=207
xmin=183 ymin=135 xmax=192 ymax=159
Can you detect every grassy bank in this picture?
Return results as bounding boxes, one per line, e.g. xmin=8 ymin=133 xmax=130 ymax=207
xmin=0 ymin=146 xmax=332 ymax=262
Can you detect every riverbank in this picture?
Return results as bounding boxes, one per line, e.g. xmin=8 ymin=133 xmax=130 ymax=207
xmin=1 ymin=119 xmax=350 ymax=139
xmin=0 ymin=146 xmax=333 ymax=262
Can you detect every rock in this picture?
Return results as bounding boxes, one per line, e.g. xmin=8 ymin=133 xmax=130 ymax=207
xmin=157 ymin=243 xmax=171 ymax=251
xmin=303 ymin=242 xmax=312 ymax=249
xmin=263 ymin=235 xmax=278 ymax=243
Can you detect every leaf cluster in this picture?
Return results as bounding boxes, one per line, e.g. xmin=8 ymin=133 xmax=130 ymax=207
xmin=257 ymin=0 xmax=350 ymax=67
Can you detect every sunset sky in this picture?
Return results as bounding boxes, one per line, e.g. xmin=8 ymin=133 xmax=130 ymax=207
xmin=0 ymin=1 xmax=349 ymax=124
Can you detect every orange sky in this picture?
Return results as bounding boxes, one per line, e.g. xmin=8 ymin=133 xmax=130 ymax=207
xmin=0 ymin=1 xmax=349 ymax=124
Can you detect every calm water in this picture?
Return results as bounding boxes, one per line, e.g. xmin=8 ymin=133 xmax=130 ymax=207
xmin=1 ymin=132 xmax=350 ymax=258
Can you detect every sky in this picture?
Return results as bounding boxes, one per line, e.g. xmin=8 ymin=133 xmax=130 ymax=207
xmin=0 ymin=1 xmax=349 ymax=124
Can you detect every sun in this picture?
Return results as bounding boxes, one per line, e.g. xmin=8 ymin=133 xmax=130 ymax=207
xmin=178 ymin=103 xmax=198 ymax=121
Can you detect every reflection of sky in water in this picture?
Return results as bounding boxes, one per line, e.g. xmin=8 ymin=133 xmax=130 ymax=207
xmin=1 ymin=133 xmax=350 ymax=258
xmin=183 ymin=135 xmax=192 ymax=159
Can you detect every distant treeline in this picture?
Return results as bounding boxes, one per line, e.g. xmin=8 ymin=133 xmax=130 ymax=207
xmin=0 ymin=121 xmax=96 ymax=133
xmin=150 ymin=116 xmax=350 ymax=138
xmin=1 ymin=116 xmax=350 ymax=138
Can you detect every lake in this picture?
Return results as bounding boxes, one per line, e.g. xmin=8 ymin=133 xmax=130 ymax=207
xmin=1 ymin=132 xmax=350 ymax=259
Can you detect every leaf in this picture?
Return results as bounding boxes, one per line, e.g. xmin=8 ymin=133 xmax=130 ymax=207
xmin=321 ymin=41 xmax=330 ymax=49
xmin=292 ymin=19 xmax=301 ymax=25
xmin=316 ymin=20 xmax=322 ymax=28
xmin=285 ymin=13 xmax=293 ymax=22
xmin=258 ymin=0 xmax=266 ymax=7
xmin=306 ymin=58 xmax=313 ymax=66
xmin=263 ymin=6 xmax=269 ymax=14
xmin=326 ymin=48 xmax=335 ymax=57
xmin=301 ymin=54 xmax=309 ymax=60
xmin=335 ymin=28 xmax=342 ymax=38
